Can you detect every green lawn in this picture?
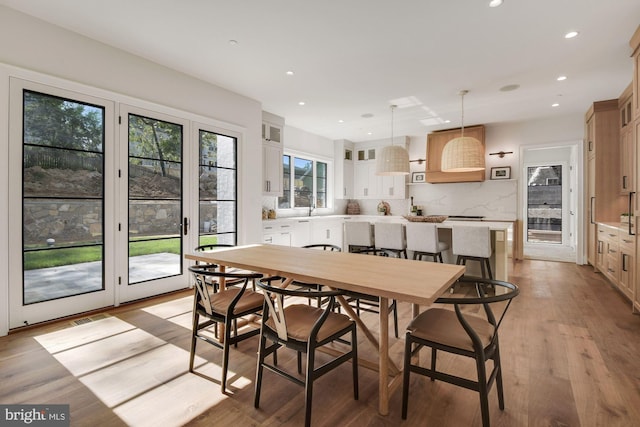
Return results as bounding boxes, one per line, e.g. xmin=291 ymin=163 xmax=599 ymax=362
xmin=24 ymin=235 xmax=219 ymax=270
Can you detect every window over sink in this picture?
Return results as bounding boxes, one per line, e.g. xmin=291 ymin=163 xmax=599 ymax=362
xmin=278 ymin=152 xmax=331 ymax=211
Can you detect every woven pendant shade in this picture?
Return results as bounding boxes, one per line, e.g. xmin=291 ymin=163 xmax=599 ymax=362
xmin=376 ymin=145 xmax=410 ymax=175
xmin=441 ymin=90 xmax=485 ymax=172
xmin=376 ymin=104 xmax=409 ymax=176
xmin=441 ymin=136 xmax=485 ymax=172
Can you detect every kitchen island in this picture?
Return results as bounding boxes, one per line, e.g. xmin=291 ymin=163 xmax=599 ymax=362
xmin=263 ymin=215 xmax=515 ymax=281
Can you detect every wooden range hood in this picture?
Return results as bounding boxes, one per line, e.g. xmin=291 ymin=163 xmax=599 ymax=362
xmin=425 ymin=124 xmax=486 ymax=183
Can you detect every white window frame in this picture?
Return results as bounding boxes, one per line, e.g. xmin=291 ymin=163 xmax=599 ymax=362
xmin=278 ymin=149 xmax=333 ymax=215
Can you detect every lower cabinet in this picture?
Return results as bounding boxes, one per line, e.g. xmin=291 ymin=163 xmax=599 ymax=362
xmin=263 ymin=218 xmax=344 ymax=249
xmin=262 ymin=223 xmax=291 ymax=246
xmin=596 ymin=223 xmax=636 ymax=306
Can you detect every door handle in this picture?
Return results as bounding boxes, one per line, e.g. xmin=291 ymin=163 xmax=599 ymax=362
xmin=590 ymin=197 xmax=595 ymax=224
xmin=183 ymin=217 xmax=189 ymax=236
xmin=629 ymin=192 xmax=635 ymax=236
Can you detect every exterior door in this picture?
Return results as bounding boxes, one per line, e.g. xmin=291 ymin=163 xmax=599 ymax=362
xmin=117 ymin=105 xmax=191 ymax=303
xmin=8 ymin=79 xmax=116 ymax=327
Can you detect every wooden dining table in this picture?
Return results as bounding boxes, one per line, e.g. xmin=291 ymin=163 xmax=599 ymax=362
xmin=185 ymin=244 xmax=465 ymax=415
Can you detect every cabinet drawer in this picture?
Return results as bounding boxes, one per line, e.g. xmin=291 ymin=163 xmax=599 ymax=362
xmin=618 ymin=232 xmax=635 ymax=253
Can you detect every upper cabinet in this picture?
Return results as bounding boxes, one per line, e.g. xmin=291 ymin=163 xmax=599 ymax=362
xmin=585 ymin=100 xmax=625 ymax=223
xmin=425 ymin=125 xmax=485 ymax=183
xmin=262 ymin=112 xmax=284 ymax=196
xmin=334 ymin=139 xmax=354 ymax=199
xmin=631 ymin=25 xmax=640 ymax=121
xmin=262 ymin=121 xmax=282 ymax=144
xmin=619 ymin=83 xmax=635 ymax=194
xmin=352 ymin=139 xmax=407 ymax=200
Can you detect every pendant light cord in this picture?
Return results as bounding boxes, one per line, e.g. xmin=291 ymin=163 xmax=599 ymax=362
xmin=459 ymin=90 xmax=468 ymax=138
xmin=390 ymin=104 xmax=396 ymax=144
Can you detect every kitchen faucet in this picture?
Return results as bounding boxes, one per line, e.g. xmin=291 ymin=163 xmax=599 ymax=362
xmin=308 ymin=202 xmax=315 ymax=217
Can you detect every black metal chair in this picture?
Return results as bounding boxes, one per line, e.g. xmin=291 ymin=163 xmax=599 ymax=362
xmin=296 ymin=244 xmax=342 ymax=307
xmin=254 ymin=276 xmax=358 ymax=427
xmin=343 ymin=247 xmax=399 ymax=338
xmin=401 ymin=277 xmax=519 ymax=427
xmin=194 ymin=244 xmax=253 ymax=289
xmin=188 ymin=265 xmax=264 ymax=393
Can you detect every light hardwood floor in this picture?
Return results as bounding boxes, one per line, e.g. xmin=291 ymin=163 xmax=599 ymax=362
xmin=1 ymin=260 xmax=640 ymax=426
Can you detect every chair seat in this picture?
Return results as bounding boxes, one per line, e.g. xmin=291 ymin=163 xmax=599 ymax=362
xmin=202 ymin=288 xmax=264 ymax=315
xmin=407 ymin=308 xmax=495 ymax=352
xmin=265 ymin=304 xmax=352 ymax=342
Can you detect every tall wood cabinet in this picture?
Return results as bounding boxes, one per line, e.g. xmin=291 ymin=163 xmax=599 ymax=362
xmin=631 ymin=24 xmax=640 ymax=313
xmin=585 ymin=100 xmax=626 ymax=268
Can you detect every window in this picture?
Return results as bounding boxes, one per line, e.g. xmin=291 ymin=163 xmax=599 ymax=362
xmin=278 ymin=154 xmax=329 ymax=209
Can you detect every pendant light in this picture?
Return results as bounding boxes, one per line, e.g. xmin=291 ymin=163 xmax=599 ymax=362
xmin=441 ymin=90 xmax=485 ymax=172
xmin=376 ymin=104 xmax=409 ymax=176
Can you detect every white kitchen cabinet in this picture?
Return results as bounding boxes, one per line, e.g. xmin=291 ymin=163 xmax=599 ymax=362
xmin=354 ymin=154 xmax=405 ymax=199
xmin=262 ymin=141 xmax=283 ymax=196
xmin=310 ymin=218 xmax=343 ymax=248
xmin=262 ymin=121 xmax=282 ymax=144
xmin=334 ymin=139 xmax=354 ymax=199
xmin=291 ymin=219 xmax=312 ymax=247
xmin=263 ymin=223 xmax=291 ymax=246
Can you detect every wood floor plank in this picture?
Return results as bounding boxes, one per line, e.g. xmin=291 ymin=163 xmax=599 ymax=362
xmin=2 ymin=261 xmax=640 ymax=426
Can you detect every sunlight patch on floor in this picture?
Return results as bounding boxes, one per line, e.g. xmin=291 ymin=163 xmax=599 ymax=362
xmin=34 ymin=315 xmax=251 ymax=426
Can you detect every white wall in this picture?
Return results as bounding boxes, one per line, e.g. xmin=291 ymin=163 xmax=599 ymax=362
xmin=0 ymin=6 xmax=264 ymax=335
xmin=406 ymin=114 xmax=584 ymax=219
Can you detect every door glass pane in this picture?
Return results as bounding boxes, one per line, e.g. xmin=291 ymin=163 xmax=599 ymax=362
xmin=198 ymin=130 xmax=237 ymax=247
xmin=527 ymin=165 xmax=562 ymax=244
xmin=128 ymin=114 xmax=182 ymax=284
xmin=22 ymin=90 xmax=105 ymax=304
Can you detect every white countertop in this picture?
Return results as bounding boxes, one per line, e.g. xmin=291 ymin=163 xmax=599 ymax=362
xmin=263 ymin=215 xmax=514 ymax=230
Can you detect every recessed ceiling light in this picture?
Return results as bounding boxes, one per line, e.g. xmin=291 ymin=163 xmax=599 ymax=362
xmin=338 ymin=119 xmax=344 ymax=123
xmin=286 ymin=70 xmax=294 ymax=76
xmin=298 ymin=101 xmax=305 ymax=106
xmin=444 ymin=120 xmax=451 ymax=124
xmin=367 ymin=132 xmax=373 ymax=135
xmin=564 ymin=31 xmax=579 ymax=39
xmin=228 ymin=39 xmax=238 ymax=45
xmin=500 ymin=84 xmax=520 ymax=92
xmin=552 ymin=103 xmax=560 ymax=107
xmin=489 ymin=0 xmax=503 ymax=7
xmin=557 ymin=75 xmax=567 ymax=81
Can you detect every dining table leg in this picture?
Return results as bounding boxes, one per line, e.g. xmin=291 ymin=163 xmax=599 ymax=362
xmin=379 ymin=297 xmax=389 ymax=415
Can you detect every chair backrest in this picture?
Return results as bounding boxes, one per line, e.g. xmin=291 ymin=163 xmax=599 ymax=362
xmin=405 ymin=222 xmax=439 ymax=253
xmin=302 ymin=244 xmax=342 ymax=252
xmin=194 ymin=244 xmax=235 ymax=268
xmin=374 ymin=222 xmax=406 ymax=250
xmin=195 ymin=244 xmax=235 ymax=252
xmin=189 ymin=265 xmax=262 ymax=316
xmin=256 ymin=276 xmax=345 ymax=342
xmin=435 ymin=277 xmax=519 ymax=351
xmin=452 ymin=225 xmax=492 ymax=258
xmin=344 ymin=221 xmax=374 ymax=247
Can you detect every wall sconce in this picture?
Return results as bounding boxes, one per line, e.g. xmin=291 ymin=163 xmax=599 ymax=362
xmin=489 ymin=151 xmax=513 ymax=158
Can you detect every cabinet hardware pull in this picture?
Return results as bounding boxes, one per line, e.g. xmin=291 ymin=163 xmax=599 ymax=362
xmin=622 ymin=254 xmax=629 ymax=272
xmin=628 ymin=192 xmax=635 ymax=236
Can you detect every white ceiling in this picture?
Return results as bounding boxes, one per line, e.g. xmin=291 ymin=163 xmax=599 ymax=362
xmin=2 ymin=0 xmax=639 ymax=142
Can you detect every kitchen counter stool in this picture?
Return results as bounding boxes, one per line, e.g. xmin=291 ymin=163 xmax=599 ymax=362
xmin=406 ymin=222 xmax=449 ymax=263
xmin=452 ymin=225 xmax=493 ymax=279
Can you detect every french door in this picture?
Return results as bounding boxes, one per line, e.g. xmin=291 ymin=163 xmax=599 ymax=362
xmin=9 ymin=82 xmax=192 ymax=327
xmin=116 ymin=105 xmax=191 ymax=302
xmin=8 ymin=79 xmax=117 ymax=327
